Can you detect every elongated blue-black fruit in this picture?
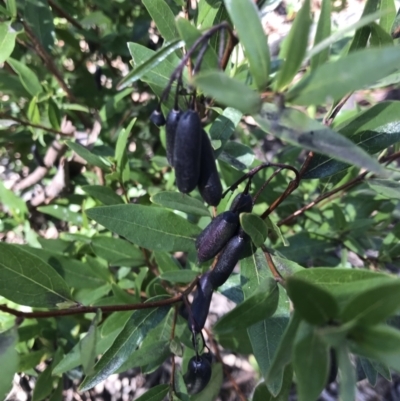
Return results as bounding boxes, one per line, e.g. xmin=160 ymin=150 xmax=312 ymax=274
xmin=209 ymin=232 xmax=250 ymax=288
xmin=197 ymin=130 xmax=222 ymax=206
xmin=196 ymin=211 xmax=239 ymax=263
xmin=174 ymin=110 xmax=202 ymax=193
xmin=184 ymin=355 xmax=212 ymax=395
xmin=230 ymin=193 xmax=253 ymax=214
xmin=165 ymin=109 xmax=182 ymax=166
xmin=189 ymin=272 xmax=214 ymax=333
xmin=150 ymin=109 xmax=166 ymax=127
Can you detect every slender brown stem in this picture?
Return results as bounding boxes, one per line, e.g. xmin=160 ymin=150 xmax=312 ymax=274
xmin=48 ymin=0 xmax=83 ymax=30
xmin=0 ymin=114 xmax=72 ymax=136
xmin=0 ymin=279 xmax=198 ymax=319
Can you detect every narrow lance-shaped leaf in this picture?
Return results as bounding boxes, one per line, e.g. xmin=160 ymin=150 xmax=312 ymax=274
xmin=66 ymin=140 xmax=111 ymax=171
xmin=0 ymin=22 xmax=17 ymax=64
xmin=80 ymin=301 xmax=170 ymax=391
xmin=275 ymin=0 xmax=311 ymax=90
xmin=133 ymin=385 xmax=169 ymax=401
xmin=287 ymin=46 xmax=400 ymax=106
xmin=0 ymin=328 xmax=18 ymax=400
xmin=310 ymin=0 xmax=331 ymax=70
xmin=118 ymin=40 xmax=184 ymax=89
xmin=254 ymin=104 xmax=386 ymax=177
xmin=0 ymin=243 xmax=74 ymax=308
xmin=337 ymin=344 xmax=356 ymax=401
xmin=86 ymin=204 xmax=201 ymax=253
xmin=193 ymin=70 xmax=262 ymax=115
xmin=225 ymin=0 xmax=270 ymax=91
xmin=7 ymin=57 xmax=43 ymax=97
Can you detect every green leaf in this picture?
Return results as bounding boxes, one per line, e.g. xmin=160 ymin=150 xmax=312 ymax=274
xmin=91 ymin=236 xmax=145 ymax=266
xmin=37 ymin=205 xmax=83 ymax=225
xmin=150 ymin=191 xmax=211 ymax=217
xmin=269 ymin=254 xmax=304 ymax=279
xmin=115 ymin=118 xmax=136 ymax=183
xmin=275 ymin=0 xmax=311 ymax=90
xmin=368 ymin=178 xmax=400 ymax=199
xmin=240 ymin=213 xmax=268 ymax=247
xmin=82 ymin=185 xmax=124 ymax=205
xmin=133 ymin=384 xmax=169 ymax=401
xmin=142 ymin=0 xmax=179 ymax=42
xmin=6 ymin=0 xmax=17 ymax=18
xmin=370 ymin=22 xmax=393 ymax=46
xmin=80 ymin=310 xmax=102 ymax=375
xmin=7 ymin=57 xmax=43 ymax=97
xmin=0 ymin=180 xmax=28 ymax=218
xmin=86 ymin=204 xmax=201 ymax=252
xmin=381 ymin=0 xmax=397 ymax=33
xmin=24 ymin=0 xmax=55 ymax=52
xmin=159 ymin=269 xmax=198 ymax=284
xmin=287 ymin=46 xmax=400 ymax=106
xmin=0 ymin=22 xmax=17 ymax=64
xmin=293 ymin=323 xmax=329 ymax=401
xmin=266 ymin=311 xmax=301 ymax=389
xmin=80 ymin=301 xmax=170 ymax=391
xmin=118 ymin=40 xmax=183 ymax=89
xmin=14 ymin=245 xmax=106 ymax=289
xmin=225 ymin=0 xmax=270 ymax=91
xmin=253 ymin=365 xmax=293 ymax=401
xmin=337 ymin=344 xmax=356 ymax=401
xmin=286 ymin=276 xmax=339 ymax=325
xmin=32 ymin=364 xmax=53 ymax=401
xmin=176 ymin=18 xmax=218 ymax=71
xmin=304 ymin=101 xmax=400 ymax=178
xmin=66 ymin=141 xmax=112 ymax=171
xmin=213 ymin=278 xmax=279 ymax=334
xmin=48 ymin=98 xmax=61 ymax=131
xmin=341 ymin=279 xmax=400 ymax=325
xmin=359 ymin=357 xmax=378 ymax=386
xmin=254 ymin=104 xmax=386 ymax=177
xmin=193 ymin=70 xmax=262 ymax=115
xmin=219 ymin=141 xmax=255 ymax=169
xmin=0 ymin=328 xmax=18 ymax=400
xmin=348 ymin=0 xmax=379 ymax=52
xmin=0 ymin=243 xmax=73 ymax=308
xmin=240 ymin=249 xmax=290 ymax=394
xmin=310 ymin=0 xmax=331 ymax=70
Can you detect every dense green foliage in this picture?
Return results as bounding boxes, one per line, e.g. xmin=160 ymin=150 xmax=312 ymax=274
xmin=2 ymin=0 xmax=400 ymax=400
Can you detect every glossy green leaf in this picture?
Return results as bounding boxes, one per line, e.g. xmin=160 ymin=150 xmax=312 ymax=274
xmin=287 ymin=46 xmax=400 ymax=106
xmin=32 ymin=364 xmax=53 ymax=401
xmin=24 ymin=0 xmax=55 ymax=52
xmin=86 ymin=204 xmax=201 ymax=252
xmin=119 ymin=39 xmax=183 ymax=89
xmin=0 ymin=328 xmax=18 ymax=401
xmin=341 ymin=279 xmax=400 ymax=325
xmin=269 ymin=254 xmax=304 ymax=279
xmin=0 ymin=180 xmax=28 ymax=218
xmin=37 ymin=205 xmax=83 ymax=225
xmin=254 ymin=104 xmax=386 ymax=177
xmin=154 ymin=252 xmax=180 ymax=273
xmin=253 ymin=365 xmax=293 ymax=401
xmin=337 ymin=344 xmax=356 ymax=401
xmin=304 ymin=101 xmax=400 ymax=178
xmin=82 ymin=185 xmax=124 ymax=205
xmin=213 ymin=278 xmax=278 ymax=334
xmin=66 ymin=141 xmax=112 ymax=171
xmin=359 ymin=357 xmax=378 ymax=386
xmin=176 ymin=18 xmax=218 ymax=71
xmin=225 ymin=0 xmax=270 ymax=90
xmin=80 ymin=310 xmax=102 ymax=375
xmin=219 ymin=141 xmax=255 ymax=169
xmin=293 ymin=323 xmax=329 ymax=401
xmin=80 ymin=301 xmax=170 ymax=390
xmin=91 ymin=236 xmax=145 ymax=266
xmin=116 ymin=118 xmax=136 ymax=183
xmin=0 ymin=22 xmax=17 ymax=64
xmin=133 ymin=384 xmax=169 ymax=401
xmin=48 ymin=98 xmax=61 ymax=131
xmin=240 ymin=249 xmax=290 ymax=394
xmin=390 ymin=5 xmax=400 ymax=38
xmin=14 ymin=245 xmax=106 ymax=289
xmin=286 ymin=276 xmax=339 ymax=325
xmin=275 ymin=0 xmax=311 ymax=90
xmin=0 ymin=243 xmax=73 ymax=308
xmin=266 ymin=311 xmax=301 ymax=390
xmin=150 ymin=191 xmax=211 ymax=217
xmin=310 ymin=0 xmax=331 ymax=70
xmin=159 ymin=269 xmax=198 ymax=283
xmin=368 ymin=178 xmax=400 ymax=199
xmin=370 ymin=22 xmax=393 ymax=46
xmin=193 ymin=70 xmax=262 ymax=115
xmin=348 ymin=0 xmax=379 ymax=52
xmin=7 ymin=57 xmax=43 ymax=97
xmin=142 ymin=0 xmax=179 ymax=42
xmin=240 ymin=213 xmax=268 ymax=247
xmin=5 ymin=0 xmax=16 ymax=18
